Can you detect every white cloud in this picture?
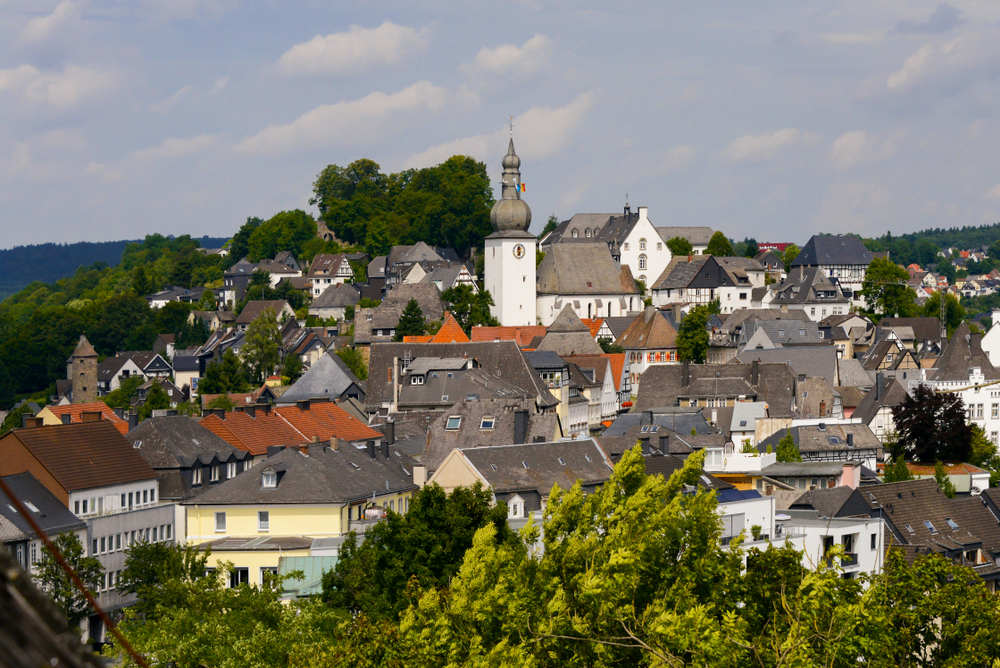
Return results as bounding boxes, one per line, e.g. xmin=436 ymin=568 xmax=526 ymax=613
xmin=829 ymin=131 xmax=896 ymax=171
xmin=887 ymin=44 xmax=936 ymax=89
xmin=0 ymin=64 xmax=117 ymax=109
xmin=237 ymin=81 xmax=448 ymax=155
xmin=661 ymin=145 xmax=697 ymax=172
xmin=150 ymin=85 xmax=193 ymax=114
xmin=277 ymin=22 xmax=428 ymax=76
xmin=462 ymin=34 xmax=551 ymax=76
xmin=882 ymin=27 xmax=1000 ymax=98
xmin=128 ymin=133 xmax=219 ymax=163
xmin=404 ymin=92 xmax=596 ymax=169
xmin=724 ymin=128 xmax=814 ymax=163
xmin=210 ymin=76 xmax=228 ymax=92
xmin=17 ymin=1 xmax=81 ymax=46
xmin=36 ymin=128 xmax=86 ymax=152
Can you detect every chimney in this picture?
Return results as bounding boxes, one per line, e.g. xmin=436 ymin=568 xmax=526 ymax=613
xmin=80 ymin=411 xmax=102 ymax=423
xmin=60 ymin=414 xmax=71 ymax=425
xmin=112 ymin=407 xmax=125 ymax=419
xmin=751 ymin=360 xmax=760 ymax=386
xmin=129 ymin=411 xmax=139 ymax=431
xmin=311 ymin=435 xmax=319 ymax=443
xmin=260 ymin=403 xmax=272 ymax=415
xmin=210 ymin=408 xmax=225 ymax=420
xmin=639 ymin=436 xmax=651 ymax=454
xmin=329 ymin=437 xmax=341 ymax=452
xmin=682 ymin=361 xmax=690 ymax=387
xmin=876 ymin=373 xmax=885 ymax=400
xmin=658 ymin=433 xmax=669 ymax=453
xmin=637 ymin=206 xmax=647 ymax=222
xmin=384 ymin=421 xmax=396 ymax=445
xmin=166 ymin=409 xmax=177 ymax=417
xmin=245 ymin=405 xmax=256 ymax=418
xmin=367 ymin=441 xmax=376 ymax=459
xmin=297 ymin=400 xmax=310 ymax=411
xmin=643 ymin=410 xmax=653 ymax=425
xmin=381 ymin=440 xmax=389 ymax=459
xmin=514 ymin=410 xmax=529 ymax=445
xmin=413 ymin=464 xmax=428 ymax=488
xmin=22 ymin=415 xmax=43 ymax=428
xmin=266 ymin=446 xmax=284 ymax=458
xmin=842 ymin=461 xmax=859 ymax=490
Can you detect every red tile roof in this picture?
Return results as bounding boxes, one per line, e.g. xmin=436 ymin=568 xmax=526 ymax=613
xmin=1 ymin=422 xmax=157 ymax=492
xmin=199 ymin=402 xmax=382 ymax=456
xmin=275 ymin=402 xmax=382 ymax=443
xmin=605 ymin=353 xmax=626 ymax=389
xmin=45 ymin=402 xmax=129 ymax=435
xmin=580 ymin=318 xmax=604 ymax=339
xmin=402 ymin=335 xmax=434 ymax=343
xmin=470 ymin=325 xmax=548 ymax=347
xmin=199 ymin=411 xmax=305 ymax=456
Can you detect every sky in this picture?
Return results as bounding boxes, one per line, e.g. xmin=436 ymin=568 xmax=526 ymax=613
xmin=3 ymin=1 xmax=1000 ymax=248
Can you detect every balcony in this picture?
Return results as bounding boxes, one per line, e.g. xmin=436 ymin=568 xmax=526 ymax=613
xmin=824 ymin=552 xmax=858 ymax=568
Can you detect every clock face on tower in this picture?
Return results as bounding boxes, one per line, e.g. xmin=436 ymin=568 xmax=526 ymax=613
xmin=513 ymin=243 xmax=526 ymax=259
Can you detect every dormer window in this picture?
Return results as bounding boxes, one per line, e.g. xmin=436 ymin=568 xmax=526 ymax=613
xmin=262 ymin=471 xmax=277 ymax=488
xmin=192 ymin=466 xmax=202 ymax=485
xmin=411 ymin=375 xmax=424 ymax=385
xmin=446 ymin=416 xmax=461 ymax=430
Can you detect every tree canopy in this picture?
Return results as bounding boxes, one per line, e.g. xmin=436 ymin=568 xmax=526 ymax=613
xmin=862 ymin=257 xmax=917 ymax=319
xmin=776 ymin=431 xmax=802 ymax=462
xmin=394 ymin=299 xmax=427 ymax=341
xmin=666 ymin=236 xmax=693 ymax=256
xmin=440 ymin=285 xmax=499 ymax=334
xmin=706 ymin=231 xmax=735 ymax=256
xmin=309 ymin=156 xmax=494 ymax=257
xmin=35 ymin=532 xmax=104 ymax=628
xmin=676 ymin=301 xmax=718 ymax=363
xmin=892 ymin=383 xmax=973 ymax=463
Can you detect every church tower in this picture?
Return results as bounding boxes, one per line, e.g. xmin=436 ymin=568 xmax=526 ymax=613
xmin=69 ymin=335 xmax=98 ymax=404
xmin=485 ymin=136 xmax=537 ymax=326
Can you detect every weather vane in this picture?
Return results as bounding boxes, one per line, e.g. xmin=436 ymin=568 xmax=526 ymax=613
xmin=509 ymin=115 xmax=514 ymax=136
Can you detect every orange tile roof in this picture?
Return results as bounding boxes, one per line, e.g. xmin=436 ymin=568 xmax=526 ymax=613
xmin=45 ymin=402 xmax=129 ymax=435
xmin=580 ymin=318 xmax=604 ymax=339
xmin=470 ymin=325 xmax=548 ymax=347
xmin=274 ymin=402 xmax=382 ymax=443
xmin=430 ymin=312 xmax=470 ymax=343
xmin=605 ymin=353 xmax=626 ymax=388
xmin=402 ymin=335 xmax=434 ymax=343
xmin=199 ymin=412 xmax=305 ymax=456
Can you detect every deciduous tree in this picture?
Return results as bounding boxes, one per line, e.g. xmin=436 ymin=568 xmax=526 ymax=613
xmin=666 ymin=236 xmax=693 ymax=256
xmin=35 ymin=532 xmax=104 ymax=628
xmin=892 ymin=383 xmax=972 ymax=463
xmin=776 ymin=430 xmax=803 ymax=462
xmin=119 ymin=541 xmax=211 ymax=617
xmin=706 ymin=231 xmax=734 ymax=256
xmin=241 ymin=307 xmax=282 ymax=384
xmin=862 ymin=256 xmax=917 ymax=319
xmin=676 ymin=301 xmax=718 ymax=363
xmin=441 ymin=285 xmax=500 ymax=334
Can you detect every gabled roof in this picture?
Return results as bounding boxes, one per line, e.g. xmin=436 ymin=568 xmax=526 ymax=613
xmin=457 ymin=438 xmax=613 ymax=496
xmin=536 ymin=244 xmax=639 ymax=296
xmin=183 ymin=445 xmax=416 ymax=506
xmin=651 ymin=256 xmax=710 ymax=291
xmin=127 ymin=416 xmax=248 ymax=469
xmin=790 ymin=235 xmax=873 ymax=267
xmin=655 ymin=227 xmax=715 ymax=246
xmin=275 ymin=402 xmax=383 ymax=443
xmin=1 ymin=422 xmax=158 ymax=492
xmin=366 ymin=341 xmax=558 ymax=412
xmin=199 ymin=411 xmax=305 ymax=456
xmin=758 ymin=424 xmax=883 ymax=455
xmin=535 ymin=307 xmax=603 ymax=355
xmin=931 ymin=323 xmax=1000 ymax=383
xmin=422 ymin=400 xmax=560 ymax=471
xmin=635 ymin=362 xmax=797 ymax=417
xmin=0 ymin=473 xmax=87 ymax=539
xmin=429 ymin=313 xmax=470 ymax=343
xmin=616 ymin=306 xmax=678 ymax=350
xmin=311 ymin=283 xmax=360 ymax=308
xmin=306 ymin=254 xmax=348 ymax=276
xmin=277 ymin=353 xmax=361 ymax=405
xmin=236 ymin=300 xmax=293 ymax=325
xmin=43 ymin=402 xmax=129 ymax=435
xmin=854 ymin=378 xmax=909 ymax=425
xmin=737 ymin=346 xmax=839 ymax=387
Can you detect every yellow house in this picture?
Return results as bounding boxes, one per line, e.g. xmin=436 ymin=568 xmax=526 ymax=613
xmin=182 ymin=442 xmax=417 ymax=586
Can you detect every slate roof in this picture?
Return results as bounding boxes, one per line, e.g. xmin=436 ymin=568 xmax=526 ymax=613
xmin=795 ymin=377 xmax=841 ymax=419
xmin=311 ymin=283 xmax=360 ymax=309
xmin=656 ymin=227 xmax=715 ymax=246
xmin=306 ymin=254 xmax=348 ymax=276
xmin=635 ymin=362 xmax=797 ymax=416
xmin=366 ymin=341 xmax=558 ymax=411
xmin=381 ymin=283 xmax=446 ymax=320
xmin=183 ymin=445 xmax=417 ymax=506
xmin=458 ymin=438 xmax=613 ymax=496
xmin=837 ymin=359 xmax=872 ymax=389
xmin=127 ymin=416 xmax=247 ymax=469
xmin=789 ymin=485 xmax=857 ymax=517
xmin=854 ymin=378 xmax=909 ymax=425
xmin=758 ymin=424 xmax=883 ymax=455
xmin=617 ymin=307 xmax=678 ymax=350
xmin=398 ymin=364 xmax=530 ymax=409
xmin=44 ymin=402 xmax=129 ymax=435
xmin=836 ymin=385 xmax=866 ymax=410
xmin=790 ymin=234 xmax=874 ymax=267
xmin=771 ymin=266 xmax=849 ymax=304
xmin=535 ymin=306 xmax=603 ymax=355
xmin=422 ymin=399 xmax=560 ymax=471
xmin=1 ymin=422 xmax=158 ymax=493
xmin=741 ymin=319 xmax=825 ymax=347
xmin=736 ymin=347 xmax=839 ymax=387
xmin=235 ymin=300 xmax=292 ymax=325
xmin=931 ymin=323 xmax=1000 ymax=383
xmin=651 ymin=256 xmax=709 ymax=291
xmin=603 ymin=316 xmax=637 ymax=339
xmin=70 ymin=335 xmax=98 ymax=358
xmin=536 ymin=244 xmax=639 ymax=295
xmin=278 ymin=353 xmax=361 ymax=405
xmin=641 ymin=454 xmax=734 ymax=489
xmin=542 ymin=213 xmax=617 ymax=245
xmin=0 ymin=473 xmax=87 ymax=539
xmin=877 ymin=317 xmax=942 ymax=345
xmin=97 ymin=355 xmax=133 ymax=383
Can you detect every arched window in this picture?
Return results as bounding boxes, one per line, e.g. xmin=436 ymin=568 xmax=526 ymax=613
xmin=639 ymin=238 xmax=647 ymax=251
xmin=585 ymin=228 xmax=592 ymax=238
xmin=638 ymin=254 xmax=647 ymax=270
xmin=572 ymin=229 xmax=579 ymax=238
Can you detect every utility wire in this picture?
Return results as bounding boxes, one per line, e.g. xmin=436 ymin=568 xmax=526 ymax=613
xmin=0 ymin=475 xmax=150 ymax=668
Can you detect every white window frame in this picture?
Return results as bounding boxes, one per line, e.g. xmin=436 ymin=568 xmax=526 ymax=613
xmin=215 ymin=511 xmax=227 ymax=532
xmin=262 ymin=471 xmax=277 ymax=488
xmin=258 ymin=510 xmax=269 ymax=532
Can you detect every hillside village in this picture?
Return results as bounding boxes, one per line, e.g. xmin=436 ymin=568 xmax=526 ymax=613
xmin=8 ymin=140 xmax=1000 ymax=661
